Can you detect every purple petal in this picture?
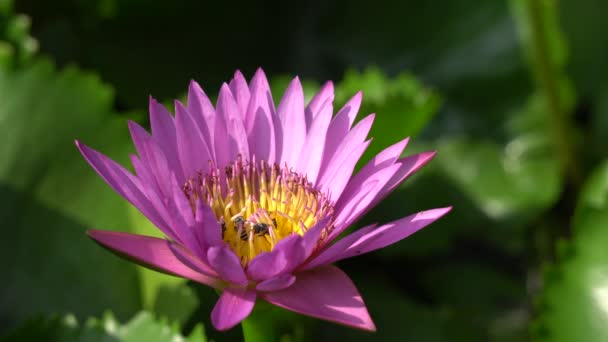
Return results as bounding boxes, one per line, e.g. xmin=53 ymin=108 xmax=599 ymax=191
xmin=87 ymin=229 xmax=221 ymax=288
xmin=211 ymin=287 xmax=256 ymax=331
xmin=262 ymin=266 xmax=375 ymax=331
xmin=320 ymin=140 xmax=372 ymax=202
xmin=213 ymin=86 xmax=231 ymax=168
xmin=217 ymin=83 xmax=249 ymax=159
xmin=229 ymin=70 xmax=251 ymax=117
xmin=129 ymin=157 xmax=189 ymax=245
xmin=127 ymin=122 xmax=174 ymax=198
xmin=76 ymin=141 xmax=177 ymax=240
xmin=175 ymin=100 xmax=212 ymax=178
xmin=128 ymin=120 xmax=153 ymax=166
xmin=334 ymin=151 xmax=437 ymax=235
xmin=207 ymin=245 xmax=248 ymax=285
xmin=297 ymin=97 xmax=333 ymax=183
xmin=301 ymin=216 xmax=333 ymax=259
xmin=188 ymin=80 xmax=216 ymax=150
xmin=194 ymin=199 xmax=223 ymax=249
xmin=305 ymin=81 xmax=334 ymax=129
xmin=318 ymin=92 xmax=362 ymax=176
xmin=332 ymin=137 xmax=410 ymax=214
xmin=165 ymin=175 xmax=201 ymax=253
xmin=149 ymin=97 xmax=184 ymax=181
xmin=371 ymin=152 xmax=437 ymax=209
xmin=246 ymin=251 xmax=287 ymax=281
xmin=277 ymin=77 xmax=306 ymax=167
xmin=168 ymin=240 xmax=219 ymax=278
xmin=246 ymin=234 xmax=304 ymax=281
xmin=349 ymin=137 xmax=410 ymax=184
xmin=305 ymin=207 xmax=452 ymax=270
xmin=317 ymin=114 xmax=375 ymax=199
xmin=245 ymin=68 xmax=277 ymax=163
xmin=256 ymin=274 xmax=296 ymax=292
xmin=328 ymin=164 xmax=400 ymax=241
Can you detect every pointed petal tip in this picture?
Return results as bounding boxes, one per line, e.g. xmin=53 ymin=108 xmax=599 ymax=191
xmin=423 ymin=150 xmax=438 ymax=161
xmin=252 ymin=67 xmax=267 ymax=79
xmin=437 ymin=205 xmax=453 ymax=216
xmin=219 ymin=82 xmax=232 ymax=94
xmin=323 ymin=80 xmax=334 ymax=89
xmin=75 ymin=140 xmax=92 ymax=156
xmin=86 ymin=228 xmax=100 ymax=239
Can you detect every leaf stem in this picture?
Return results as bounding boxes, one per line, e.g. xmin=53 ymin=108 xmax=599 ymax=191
xmin=525 ymin=0 xmax=580 ymax=186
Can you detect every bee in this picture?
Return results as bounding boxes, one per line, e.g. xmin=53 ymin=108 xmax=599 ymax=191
xmin=220 ymin=219 xmax=226 ymax=239
xmin=253 ymin=222 xmax=270 ymax=236
xmin=234 ymin=216 xmax=249 ymax=241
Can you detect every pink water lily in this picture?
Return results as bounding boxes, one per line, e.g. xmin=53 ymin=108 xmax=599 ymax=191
xmin=77 ymin=68 xmax=451 ymax=331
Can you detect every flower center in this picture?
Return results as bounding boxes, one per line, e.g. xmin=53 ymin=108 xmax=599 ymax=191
xmin=183 ymin=156 xmax=334 ymax=264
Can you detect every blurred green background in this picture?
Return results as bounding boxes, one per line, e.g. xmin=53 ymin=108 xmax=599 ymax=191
xmin=1 ymin=0 xmax=608 ymax=341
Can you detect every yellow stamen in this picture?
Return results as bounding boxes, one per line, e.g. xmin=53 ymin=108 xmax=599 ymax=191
xmin=183 ymin=156 xmax=334 ymax=265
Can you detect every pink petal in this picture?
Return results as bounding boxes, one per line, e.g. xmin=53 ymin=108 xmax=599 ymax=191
xmin=213 ymin=86 xmax=231 ymax=168
xmin=87 ymin=229 xmax=221 ymax=288
xmin=277 ymin=77 xmax=306 ymax=167
xmin=188 ymin=80 xmax=216 ymax=150
xmin=332 ymin=137 xmax=410 ymax=217
xmin=317 ymin=114 xmax=375 ymax=199
xmin=246 ymin=234 xmax=303 ymax=281
xmin=305 ymin=81 xmax=334 ymax=129
xmin=175 ymin=100 xmax=212 ymax=178
xmin=245 ymin=68 xmax=277 ymax=163
xmin=334 ymin=151 xmax=437 ymax=235
xmin=347 ymin=137 xmax=410 ymax=187
xmin=229 ymin=70 xmax=251 ymax=117
xmin=217 ymin=83 xmax=250 ymax=159
xmin=328 ymin=164 xmax=401 ymax=241
xmin=301 ymin=216 xmax=333 ymax=258
xmin=320 ymin=140 xmax=372 ymax=202
xmin=128 ymin=120 xmax=153 ymax=167
xmin=318 ymin=92 xmax=362 ymax=176
xmin=305 ymin=208 xmax=452 ymax=270
xmin=194 ymin=199 xmax=223 ymax=249
xmin=168 ymin=241 xmax=219 ymax=278
xmin=211 ymin=287 xmax=256 ymax=331
xmin=256 ymin=273 xmax=296 ymax=292
xmin=262 ymin=266 xmax=376 ymax=331
xmin=163 ymin=176 xmax=209 ymax=256
xmin=129 ymin=157 xmax=190 ymax=246
xmin=371 ymin=152 xmax=437 ymax=210
xmin=149 ymin=97 xmax=184 ymax=181
xmin=76 ymin=141 xmax=177 ymax=240
xmin=127 ymin=122 xmax=174 ymax=198
xmin=207 ymin=245 xmax=248 ymax=286
xmin=297 ymin=97 xmax=333 ymax=183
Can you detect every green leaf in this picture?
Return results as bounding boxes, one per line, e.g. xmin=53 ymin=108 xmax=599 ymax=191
xmin=0 ymin=10 xmax=200 ymax=329
xmin=535 ymin=161 xmax=608 ymax=341
xmin=0 ymin=3 xmax=37 ymax=67
xmin=0 ymin=59 xmax=143 ymax=331
xmin=151 ymin=282 xmax=198 ymax=327
xmin=436 ymin=93 xmax=560 ymax=223
xmin=1 ymin=311 xmax=206 ymax=342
